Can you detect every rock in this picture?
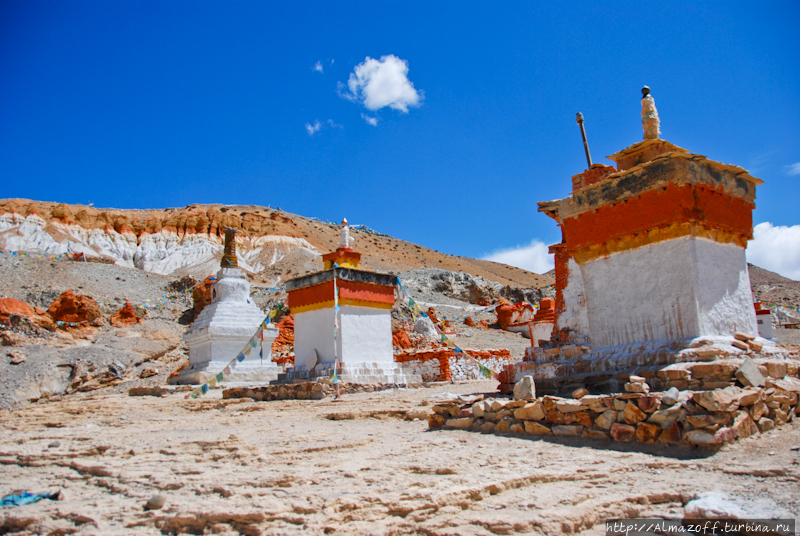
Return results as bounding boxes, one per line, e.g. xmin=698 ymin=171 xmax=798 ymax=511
xmin=637 ymin=395 xmax=659 ymax=413
xmin=623 ymin=403 xmax=647 ymax=425
xmin=749 ymin=400 xmax=767 ymax=421
xmin=428 ymin=414 xmax=445 ymax=429
xmin=685 ymin=413 xmax=731 ymax=429
xmin=661 ymin=387 xmax=681 ymax=406
xmin=694 ymin=386 xmax=743 ymax=412
xmin=495 ymin=419 xmax=512 ymax=432
xmin=735 ymin=358 xmax=765 ymax=388
xmin=414 ymin=317 xmax=439 ymax=339
xmin=463 ymin=317 xmax=476 ymax=327
xmin=109 ymin=301 xmax=144 ymax=327
xmin=610 ymin=423 xmax=636 ymax=442
xmin=513 ymin=376 xmax=536 ymax=401
xmin=734 ymin=332 xmax=755 ymax=342
xmin=513 ymin=401 xmax=545 ymax=421
xmin=714 ymin=427 xmax=738 ymax=443
xmin=564 ymin=411 xmax=592 ymax=427
xmin=1 ymin=330 xmax=28 ymax=347
xmin=472 ymin=401 xmax=486 ymax=418
xmin=544 ymin=410 xmax=565 ymax=426
xmin=8 ymin=350 xmax=25 ymax=364
xmin=731 ymin=339 xmax=750 ymax=351
xmin=635 ymin=422 xmax=662 ymax=443
xmin=571 ymin=387 xmax=589 ymax=399
xmin=139 ymin=368 xmax=158 ymax=379
xmin=758 ymin=417 xmax=775 ymax=432
xmin=552 ymin=425 xmax=583 ymax=436
xmin=0 ymin=297 xmax=55 ymax=330
xmin=657 ymin=422 xmax=683 ymax=443
xmin=582 ymin=429 xmax=610 ymax=441
xmin=594 ymin=410 xmax=618 ymax=430
xmin=555 ymin=399 xmax=585 ymax=413
xmin=625 ymin=382 xmax=650 ymax=394
xmin=732 ymin=411 xmax=759 ymax=439
xmin=629 ymin=375 xmax=646 ymax=383
xmin=479 ymin=422 xmax=496 ymax=432
xmin=524 ymin=421 xmax=551 ymax=435
xmin=747 ymin=339 xmax=764 ymax=352
xmin=683 ymin=430 xmax=719 ymax=446
xmin=489 ymin=399 xmax=509 ymax=412
xmin=48 ymin=290 xmax=103 ymax=326
xmin=445 ymin=417 xmax=475 ymax=429
xmin=509 ymin=423 xmax=524 ymax=434
xmin=145 ymin=494 xmax=166 ymax=510
xmin=683 ymin=492 xmax=793 ymax=521
xmin=738 ymin=388 xmax=763 ymax=406
xmin=48 ymin=441 xmax=61 ymax=448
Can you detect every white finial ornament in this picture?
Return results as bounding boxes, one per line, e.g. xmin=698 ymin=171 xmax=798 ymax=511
xmin=641 ymin=86 xmax=660 ymax=140
xmin=339 ymin=218 xmax=351 ymax=248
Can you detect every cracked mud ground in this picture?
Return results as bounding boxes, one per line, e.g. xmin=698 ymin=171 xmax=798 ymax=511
xmin=1 ymin=380 xmax=799 ymax=535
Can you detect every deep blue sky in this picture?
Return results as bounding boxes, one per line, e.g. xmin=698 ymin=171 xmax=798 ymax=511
xmin=2 ymin=1 xmax=798 ymax=264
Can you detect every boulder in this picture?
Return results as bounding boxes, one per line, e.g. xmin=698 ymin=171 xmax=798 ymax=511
xmin=610 ymin=423 xmax=636 ymax=442
xmin=514 ymin=401 xmax=545 ymax=421
xmin=110 ymin=302 xmax=144 ymax=328
xmin=684 ymin=430 xmax=720 ymax=446
xmin=414 ymin=316 xmax=439 ymax=339
xmin=732 ymin=410 xmax=759 ymax=439
xmin=48 ymin=290 xmax=102 ymax=326
xmin=635 ymin=422 xmax=662 ymax=443
xmin=694 ymin=386 xmax=744 ymax=412
xmin=735 ymin=358 xmax=765 ymax=388
xmin=464 ymin=317 xmax=475 ymax=327
xmin=513 ymin=376 xmax=536 ymax=401
xmin=661 ymin=387 xmax=680 ymax=406
xmin=594 ymin=410 xmax=618 ymax=430
xmin=623 ymin=403 xmax=647 ymax=425
xmin=571 ymin=387 xmax=589 ymax=399
xmin=0 ymin=297 xmax=55 ymax=330
xmin=524 ymin=421 xmax=551 ymax=435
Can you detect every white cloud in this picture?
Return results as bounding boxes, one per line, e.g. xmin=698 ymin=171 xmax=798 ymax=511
xmin=361 ymin=113 xmax=379 ymax=126
xmin=340 ymin=55 xmax=422 ymax=113
xmin=313 ymin=61 xmax=323 ymax=73
xmin=746 ymin=222 xmax=800 ymax=280
xmin=784 ymin=162 xmax=800 ymax=176
xmin=482 ymin=239 xmax=554 ymax=275
xmin=305 ymin=119 xmax=342 ymax=136
xmin=305 ymin=120 xmax=322 ymax=135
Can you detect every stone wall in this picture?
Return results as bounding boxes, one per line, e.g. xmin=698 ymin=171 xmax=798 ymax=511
xmin=394 ymin=348 xmax=511 ymax=382
xmin=429 ymin=376 xmax=800 ymax=448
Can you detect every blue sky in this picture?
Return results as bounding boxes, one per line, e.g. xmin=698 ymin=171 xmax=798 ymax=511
xmin=2 ymin=1 xmax=799 ymax=277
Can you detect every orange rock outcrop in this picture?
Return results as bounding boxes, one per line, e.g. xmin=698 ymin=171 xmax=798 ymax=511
xmin=0 ymin=298 xmax=55 ymax=330
xmin=271 ymin=314 xmax=295 ymax=355
xmin=109 ymin=301 xmax=144 ymax=327
xmin=192 ymin=276 xmax=216 ymax=321
xmin=392 ymin=328 xmax=413 ymax=350
xmin=48 ymin=291 xmax=103 ymax=326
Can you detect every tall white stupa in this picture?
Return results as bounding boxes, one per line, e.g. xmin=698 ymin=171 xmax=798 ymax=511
xmin=172 ymin=229 xmax=280 ymax=385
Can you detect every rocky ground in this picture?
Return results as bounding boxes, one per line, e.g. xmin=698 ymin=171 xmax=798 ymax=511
xmin=1 ymin=381 xmax=798 ymax=535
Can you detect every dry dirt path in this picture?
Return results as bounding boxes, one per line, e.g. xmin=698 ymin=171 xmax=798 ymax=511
xmin=1 ymin=381 xmax=799 ymax=535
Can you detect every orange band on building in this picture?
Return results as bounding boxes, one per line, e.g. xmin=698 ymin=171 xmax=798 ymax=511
xmin=288 ymin=279 xmax=395 ymax=312
xmin=561 ymin=183 xmax=753 ymax=262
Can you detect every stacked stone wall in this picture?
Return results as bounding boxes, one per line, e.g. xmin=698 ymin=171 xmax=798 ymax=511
xmin=430 ymin=376 xmax=800 ymax=448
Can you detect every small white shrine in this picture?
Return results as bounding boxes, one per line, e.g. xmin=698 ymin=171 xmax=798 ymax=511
xmin=172 ymin=229 xmax=279 ymax=385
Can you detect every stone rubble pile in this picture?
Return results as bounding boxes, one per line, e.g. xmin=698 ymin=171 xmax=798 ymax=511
xmin=429 ymin=371 xmax=800 ymax=448
xmin=394 ymin=348 xmax=511 ymax=381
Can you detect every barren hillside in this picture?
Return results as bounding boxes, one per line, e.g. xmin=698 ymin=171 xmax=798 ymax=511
xmin=0 ymin=199 xmax=552 ymax=289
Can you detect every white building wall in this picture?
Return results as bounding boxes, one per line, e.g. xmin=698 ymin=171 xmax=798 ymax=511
xmin=557 ymin=258 xmax=591 ymax=344
xmin=693 ymin=239 xmax=758 ymax=336
xmin=339 ymin=306 xmax=393 ymax=364
xmin=580 ymin=236 xmax=701 ymax=348
xmin=294 ymin=305 xmax=392 ymax=365
xmin=293 ymin=307 xmax=336 ymax=365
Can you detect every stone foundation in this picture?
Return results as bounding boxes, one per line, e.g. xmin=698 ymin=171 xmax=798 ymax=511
xmin=394 ymin=348 xmax=512 ymax=382
xmin=429 ymin=376 xmax=800 ymax=448
xmin=222 ymin=380 xmax=424 ymax=401
xmin=275 ymin=362 xmax=421 ymax=385
xmin=499 ymin=336 xmax=794 ymax=395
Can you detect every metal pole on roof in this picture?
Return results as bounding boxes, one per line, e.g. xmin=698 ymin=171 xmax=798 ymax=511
xmin=576 ymin=112 xmax=593 ymax=169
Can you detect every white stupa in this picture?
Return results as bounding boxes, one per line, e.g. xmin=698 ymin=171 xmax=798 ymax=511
xmin=172 ymin=229 xmax=280 ymax=385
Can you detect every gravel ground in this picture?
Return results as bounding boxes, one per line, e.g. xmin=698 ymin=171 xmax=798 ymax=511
xmin=773 ymin=327 xmax=800 ymax=346
xmin=1 ymin=383 xmax=798 ymax=535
